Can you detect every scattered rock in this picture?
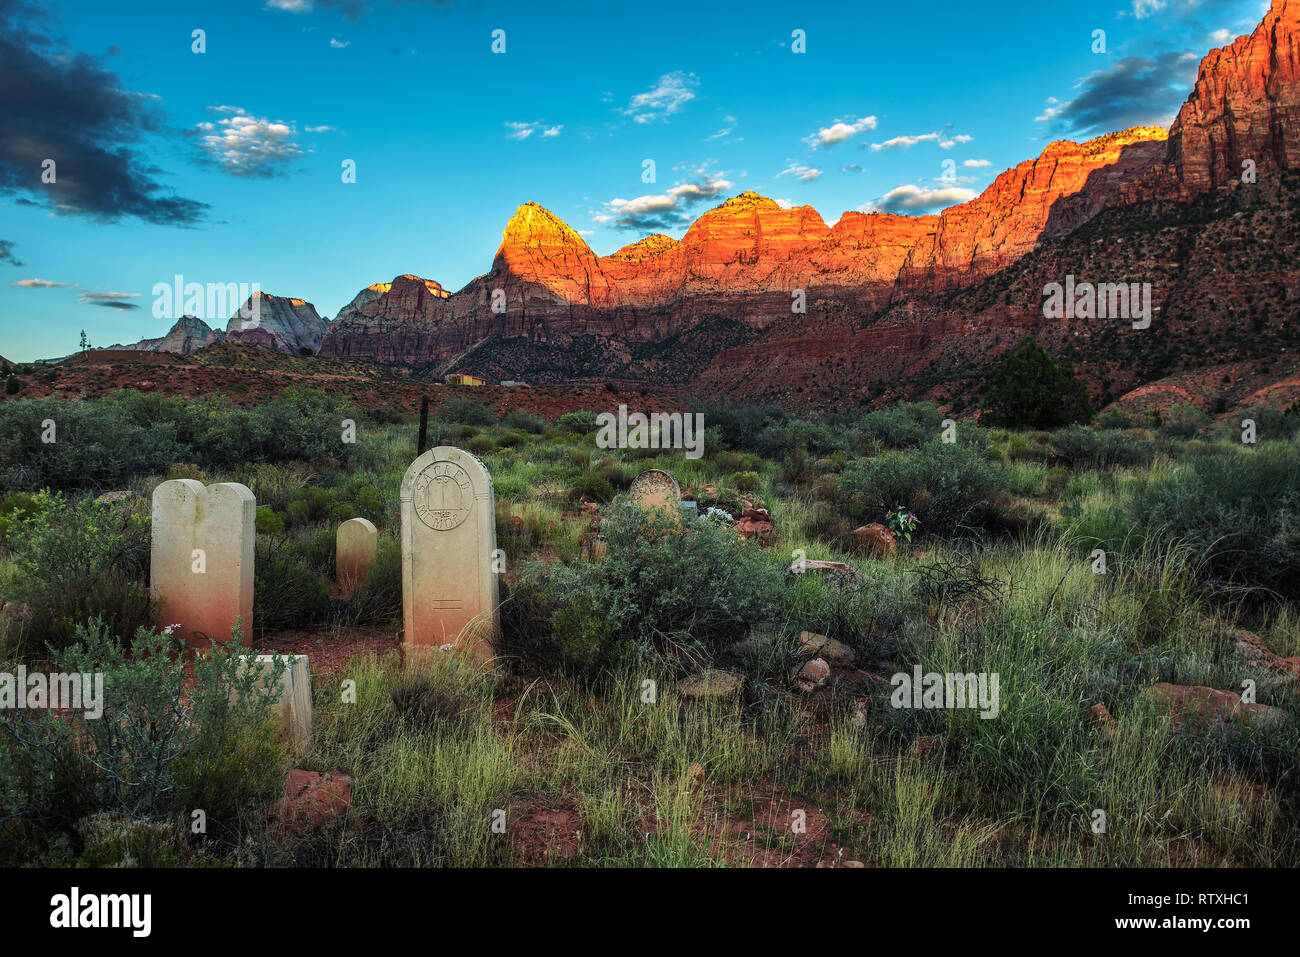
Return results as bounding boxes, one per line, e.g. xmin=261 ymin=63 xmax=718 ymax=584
xmin=678 ymin=669 xmax=744 ymax=702
xmin=267 ymin=770 xmax=352 ymax=835
xmin=852 ymin=523 xmax=897 ymax=557
xmin=735 ymin=515 xmax=775 ymax=544
xmin=1088 ymin=702 xmax=1117 ymax=735
xmin=1147 ymin=682 xmax=1284 ymax=733
xmin=842 ymin=859 xmax=866 ymax=868
xmin=796 ymin=559 xmax=860 ymax=579
xmin=687 ymin=762 xmax=705 ymax=780
xmin=791 ymin=657 xmax=831 ymax=693
xmin=796 ymin=631 xmax=856 ymax=668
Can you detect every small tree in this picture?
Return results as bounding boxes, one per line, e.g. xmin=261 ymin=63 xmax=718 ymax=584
xmin=982 ymin=337 xmax=1093 ymax=430
xmin=78 ymin=330 xmax=88 ymax=353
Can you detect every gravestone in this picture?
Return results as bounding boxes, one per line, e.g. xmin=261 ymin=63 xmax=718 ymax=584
xmin=236 ymin=654 xmax=313 ymax=752
xmin=629 ymin=468 xmax=681 ymax=523
xmin=629 ymin=468 xmax=681 ymax=508
xmin=400 ymin=446 xmax=499 ymax=659
xmin=151 ymin=479 xmax=255 ymax=644
xmin=336 ymin=517 xmax=378 ymax=593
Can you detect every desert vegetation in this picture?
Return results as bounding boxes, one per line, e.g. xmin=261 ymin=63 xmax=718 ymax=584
xmin=1 ymin=386 xmax=1299 ymax=867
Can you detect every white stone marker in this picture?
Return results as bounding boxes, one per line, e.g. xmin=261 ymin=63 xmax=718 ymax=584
xmin=336 ymin=517 xmax=378 ymax=593
xmin=151 ymin=479 xmax=255 ymax=644
xmin=400 ymin=446 xmax=499 ymax=660
xmin=236 ymin=654 xmax=313 ymax=752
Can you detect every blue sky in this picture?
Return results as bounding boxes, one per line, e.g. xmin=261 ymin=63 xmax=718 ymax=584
xmin=0 ymin=0 xmax=1270 ymax=361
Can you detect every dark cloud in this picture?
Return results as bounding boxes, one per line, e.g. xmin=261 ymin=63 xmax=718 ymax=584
xmin=595 ymin=176 xmax=734 ymax=232
xmin=84 ymin=299 xmax=140 ymax=310
xmin=0 ymin=240 xmax=21 ymax=266
xmin=0 ymin=2 xmax=208 ymax=224
xmin=1037 ymin=52 xmax=1200 ymax=137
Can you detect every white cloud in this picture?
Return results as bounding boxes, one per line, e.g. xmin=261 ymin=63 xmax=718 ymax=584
xmin=963 ymin=158 xmax=991 ymax=167
xmin=1209 ymin=28 xmax=1232 ymax=45
xmin=871 ymin=131 xmax=972 ymax=151
xmin=706 ymin=116 xmax=737 ymax=140
xmin=624 ymin=71 xmax=699 ymax=123
xmin=265 ymin=0 xmax=313 ymax=12
xmin=194 ymin=106 xmax=305 ymax=177
xmin=505 ymin=120 xmax=562 ymax=141
xmin=10 ymin=278 xmax=72 ymax=288
xmin=806 ymin=115 xmax=878 ymax=149
xmin=776 ymin=162 xmax=823 ymax=182
xmin=330 ymin=38 xmax=350 ymax=49
xmin=1132 ymin=0 xmax=1166 ymax=18
xmin=866 ymin=184 xmax=977 ymax=214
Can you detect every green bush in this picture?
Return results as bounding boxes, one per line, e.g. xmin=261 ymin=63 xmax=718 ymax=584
xmin=852 ymin=401 xmax=944 ymax=450
xmin=438 ymin=397 xmax=496 ymax=427
xmin=506 ymin=506 xmax=786 ymax=673
xmin=1051 ymin=425 xmax=1157 ymax=469
xmin=254 ymin=538 xmax=332 ymax=633
xmin=0 ymin=387 xmax=360 ymax=491
xmin=837 ymin=440 xmax=1011 ymax=537
xmin=500 ymin=409 xmax=547 ymax=434
xmin=0 ymin=619 xmax=285 ymax=835
xmin=731 ymin=470 xmax=760 ymax=492
xmin=557 ymin=410 xmax=599 ymax=434
xmin=1 ymin=492 xmax=153 ymax=655
xmin=1134 ymin=442 xmax=1300 ymax=600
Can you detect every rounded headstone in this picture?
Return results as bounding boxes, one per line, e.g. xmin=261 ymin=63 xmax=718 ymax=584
xmin=628 ymin=469 xmax=681 ymax=508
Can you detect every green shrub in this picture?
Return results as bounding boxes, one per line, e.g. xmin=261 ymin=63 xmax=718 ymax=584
xmin=1134 ymin=442 xmax=1300 ymax=600
xmin=500 ymin=409 xmax=547 ymax=434
xmin=439 ymin=397 xmax=496 ymax=427
xmin=3 ymin=375 xmax=18 ymax=396
xmin=254 ymin=539 xmax=332 ymax=633
xmin=506 ymin=506 xmax=786 ymax=673
xmin=1 ymin=492 xmax=153 ymax=655
xmin=1160 ymin=404 xmax=1210 ymax=439
xmin=1051 ymin=425 xmax=1156 ymax=469
xmin=732 ymin=470 xmax=760 ymax=492
xmin=571 ymin=473 xmax=615 ymax=503
xmin=837 ymin=440 xmax=1011 ymax=537
xmin=465 ymin=434 xmax=494 ymax=455
xmin=852 ymin=401 xmax=944 ymax=450
xmin=0 ymin=619 xmax=285 ymax=831
xmin=557 ymin=410 xmax=599 ymax=434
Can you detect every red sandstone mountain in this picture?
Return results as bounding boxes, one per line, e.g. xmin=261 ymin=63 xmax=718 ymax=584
xmin=283 ymin=1 xmax=1298 ymax=413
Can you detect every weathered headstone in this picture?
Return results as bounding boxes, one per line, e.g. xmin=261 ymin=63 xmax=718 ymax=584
xmin=151 ymin=479 xmax=255 ymax=644
xmin=629 ymin=468 xmax=681 ymax=509
xmin=400 ymin=446 xmax=499 ymax=659
xmin=336 ymin=517 xmax=378 ymax=593
xmin=237 ymin=654 xmax=313 ymax=752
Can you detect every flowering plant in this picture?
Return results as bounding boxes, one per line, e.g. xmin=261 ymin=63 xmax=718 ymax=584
xmin=885 ymin=506 xmax=919 ymax=543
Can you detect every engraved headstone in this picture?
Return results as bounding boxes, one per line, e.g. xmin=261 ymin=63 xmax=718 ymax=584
xmin=151 ymin=479 xmax=255 ymax=644
xmin=400 ymin=447 xmax=499 ymax=659
xmin=336 ymin=517 xmax=378 ymax=593
xmin=628 ymin=468 xmax=681 ymax=519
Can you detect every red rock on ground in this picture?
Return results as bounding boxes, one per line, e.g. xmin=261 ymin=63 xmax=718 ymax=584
xmin=267 ymin=770 xmax=352 ymax=835
xmin=1147 ymin=682 xmax=1284 ymax=732
xmin=852 ymin=523 xmax=897 ymax=557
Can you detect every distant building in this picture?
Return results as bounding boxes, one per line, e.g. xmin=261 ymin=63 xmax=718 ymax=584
xmin=499 ymin=380 xmax=529 ymax=387
xmin=444 ymin=372 xmax=487 ymax=386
